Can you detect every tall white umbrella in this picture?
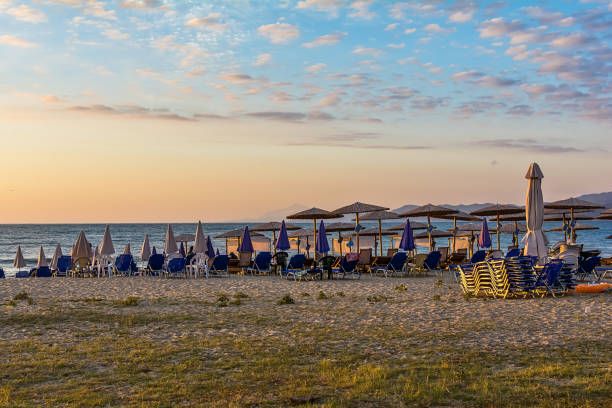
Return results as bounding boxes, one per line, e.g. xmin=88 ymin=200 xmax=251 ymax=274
xmin=193 ymin=220 xmax=206 ymax=254
xmin=99 ymin=225 xmax=115 ymax=256
xmin=73 ymin=230 xmax=90 ymax=259
xmin=521 ymin=163 xmax=548 ymax=259
xmin=164 ymin=224 xmax=179 ymax=254
xmin=14 ymin=246 xmax=26 ymax=269
xmin=36 ymin=246 xmax=48 ymax=268
xmin=140 ymin=234 xmax=151 ymax=262
xmin=123 ymin=243 xmax=131 ymax=255
xmin=50 ymin=244 xmax=62 ymax=270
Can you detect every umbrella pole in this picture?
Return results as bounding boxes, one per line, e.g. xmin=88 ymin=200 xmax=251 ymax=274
xmin=514 ymin=220 xmax=518 ymax=248
xmin=570 ymin=208 xmax=575 ymax=244
xmin=427 ymin=215 xmax=432 ymax=252
xmin=313 ymin=219 xmax=317 ymax=259
xmin=356 ymin=213 xmax=360 ymax=254
xmin=225 ymin=239 xmax=228 ymax=255
xmin=497 ymin=214 xmax=501 ymax=250
xmin=339 ymin=232 xmax=343 ymax=257
xmin=378 ymin=219 xmax=383 ymax=257
xmin=452 ymin=218 xmax=457 ymax=252
xmin=562 ymin=213 xmax=567 ymax=243
xmin=273 ymin=230 xmax=277 ymax=255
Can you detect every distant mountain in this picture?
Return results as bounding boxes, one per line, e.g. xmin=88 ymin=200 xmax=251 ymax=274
xmin=575 ymin=191 xmax=612 ymax=210
xmin=240 ymin=203 xmax=308 ymax=222
xmin=391 ymin=203 xmax=497 ymax=216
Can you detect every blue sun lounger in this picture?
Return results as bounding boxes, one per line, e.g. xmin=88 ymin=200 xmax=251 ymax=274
xmin=332 ymin=256 xmax=360 ymax=279
xmin=209 ymin=255 xmax=230 ymax=277
xmin=55 ymin=256 xmax=72 ymax=277
xmin=166 ymin=257 xmax=187 ymax=278
xmin=147 ymin=254 xmax=165 ymax=276
xmin=370 ymin=252 xmax=408 ymax=277
xmin=280 ymin=254 xmax=307 ymax=280
xmin=576 ymin=256 xmax=601 ymax=281
xmin=245 ymin=252 xmax=272 ymax=275
xmin=115 ymin=254 xmax=137 ymax=276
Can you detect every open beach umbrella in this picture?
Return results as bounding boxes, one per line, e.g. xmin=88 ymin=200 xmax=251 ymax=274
xmin=414 ymin=230 xmax=453 ymax=239
xmin=325 ymin=222 xmax=356 ymax=256
xmin=332 ymin=202 xmax=389 ymax=253
xmin=36 ymin=246 xmax=48 ymax=268
xmin=164 ymin=224 xmax=179 ymax=255
xmin=287 ymin=207 xmax=341 ymax=257
xmin=356 ymin=210 xmax=400 ymax=257
xmin=206 ymin=236 xmax=215 ymax=258
xmin=193 ymin=221 xmax=206 ymax=254
xmin=123 ymin=243 xmax=131 ymax=255
xmin=596 ymin=213 xmax=612 ymax=220
xmin=215 ymin=228 xmax=265 ymax=254
xmin=238 ymin=226 xmax=254 ymax=252
xmin=50 ymin=244 xmax=62 ymax=270
xmin=275 ymin=220 xmax=291 ymax=251
xmin=521 ymin=163 xmax=547 ymax=258
xmin=478 ymin=219 xmax=491 ymax=249
xmin=547 ymin=222 xmax=599 ymax=232
xmin=544 ymin=197 xmax=604 ymax=243
xmin=14 ymin=246 xmax=26 ymax=270
xmin=140 ymin=234 xmax=151 ymax=262
xmin=471 ymin=204 xmax=523 ymax=250
xmin=315 ymin=220 xmax=330 ymax=254
xmin=99 ymin=225 xmax=115 ymax=257
xmin=436 ymin=211 xmax=481 ymax=252
xmin=252 ymin=221 xmax=301 ymax=254
xmin=288 ymin=229 xmax=314 ymax=257
xmin=388 ymin=221 xmax=429 ymax=231
xmin=399 ymin=220 xmax=415 ymax=251
xmin=73 ymin=230 xmax=90 ymax=259
xmin=179 ymin=242 xmax=186 ymax=257
xmin=400 ymin=204 xmax=458 ymax=251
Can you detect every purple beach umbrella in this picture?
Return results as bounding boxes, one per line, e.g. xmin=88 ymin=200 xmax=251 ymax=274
xmin=179 ymin=242 xmax=186 ymax=257
xmin=152 ymin=246 xmax=157 ymax=255
xmin=315 ymin=220 xmax=330 ymax=253
xmin=275 ymin=220 xmax=291 ymax=251
xmin=216 ymin=248 xmax=220 ymax=256
xmin=478 ymin=218 xmax=492 ymax=248
xmin=238 ymin=226 xmax=254 ymax=252
xmin=399 ymin=220 xmax=415 ymax=251
xmin=206 ymin=236 xmax=215 ymax=258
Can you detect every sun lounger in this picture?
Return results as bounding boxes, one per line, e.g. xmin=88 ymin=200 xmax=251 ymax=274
xmin=332 ymin=256 xmax=360 ymax=279
xmin=534 ymin=260 xmax=565 ymax=297
xmin=32 ymin=266 xmax=52 ymax=277
xmin=505 ymin=248 xmax=521 ymax=258
xmin=0 ymin=268 xmax=4 ymax=279
xmin=370 ymin=252 xmax=408 ymax=277
xmin=576 ymin=256 xmax=601 ymax=281
xmin=114 ymin=254 xmax=137 ymax=276
xmin=411 ymin=251 xmax=441 ymax=275
xmin=280 ymin=254 xmax=307 ymax=280
xmin=53 ymin=256 xmax=71 ymax=277
xmin=165 ymin=257 xmax=187 ymax=278
xmin=209 ymin=255 xmax=230 ymax=277
xmin=245 ymin=252 xmax=272 ymax=275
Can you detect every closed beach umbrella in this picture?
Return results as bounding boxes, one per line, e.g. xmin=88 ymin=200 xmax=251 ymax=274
xmin=123 ymin=243 xmax=131 ymax=255
xmin=478 ymin=219 xmax=491 ymax=249
xmin=238 ymin=226 xmax=254 ymax=252
xmin=399 ymin=220 xmax=415 ymax=251
xmin=252 ymin=221 xmax=301 ymax=254
xmin=332 ymin=202 xmax=389 ymax=253
xmin=99 ymin=225 xmax=115 ymax=256
xmin=164 ymin=224 xmax=179 ymax=254
xmin=521 ymin=163 xmax=547 ymax=258
xmin=152 ymin=246 xmax=157 ymax=255
xmin=179 ymin=242 xmax=186 ymax=257
xmin=315 ymin=220 xmax=330 ymax=254
xmin=36 ymin=246 xmax=48 ymax=268
xmin=140 ymin=234 xmax=151 ymax=262
xmin=73 ymin=230 xmax=90 ymax=259
xmin=50 ymin=244 xmax=62 ymax=270
xmin=275 ymin=220 xmax=291 ymax=251
xmin=206 ymin=236 xmax=215 ymax=258
xmin=14 ymin=246 xmax=26 ymax=269
xmin=287 ymin=207 xmax=341 ymax=257
xmin=193 ymin=221 xmax=206 ymax=254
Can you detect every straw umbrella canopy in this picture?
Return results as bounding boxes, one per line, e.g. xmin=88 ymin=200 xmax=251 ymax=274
xmin=214 ymin=228 xmax=264 ymax=254
xmin=325 ymin=222 xmax=356 ymax=256
xmin=607 ymin=235 xmax=612 ymax=239
xmin=14 ymin=246 xmax=26 ymax=270
xmin=490 ymin=223 xmax=527 ymax=234
xmin=388 ymin=221 xmax=429 ymax=231
xmin=399 ymin=204 xmax=458 ymax=251
xmin=355 ymin=210 xmax=400 ymax=257
xmin=140 ymin=234 xmax=151 ymax=262
xmin=544 ymin=197 xmax=604 ymax=244
xmin=414 ymin=230 xmax=453 ymax=239
xmin=36 ymin=246 xmax=48 ymax=268
xmin=288 ymin=228 xmax=315 ymax=257
xmin=596 ymin=213 xmax=612 ymax=220
xmin=546 ymin=222 xmax=599 ymax=232
xmin=73 ymin=230 xmax=90 ymax=259
xmin=193 ymin=221 xmax=206 ymax=254
xmin=352 ymin=227 xmax=395 ymax=254
xmin=50 ymin=244 xmax=62 ymax=270
xmin=164 ymin=224 xmax=179 ymax=255
xmin=332 ymin=202 xmax=389 ymax=253
xmin=436 ymin=211 xmax=481 ymax=252
xmin=470 ymin=204 xmax=523 ymax=250
xmin=251 ymin=221 xmax=301 ymax=254
xmin=287 ymin=208 xmax=341 ymax=257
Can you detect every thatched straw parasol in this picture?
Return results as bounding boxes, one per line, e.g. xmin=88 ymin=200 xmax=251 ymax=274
xmin=470 ymin=204 xmax=523 ymax=250
xmin=355 ymin=210 xmax=400 ymax=256
xmin=331 ymin=202 xmax=389 ymax=253
xmin=400 ymin=204 xmax=458 ymax=251
xmin=287 ymin=208 xmax=341 ymax=257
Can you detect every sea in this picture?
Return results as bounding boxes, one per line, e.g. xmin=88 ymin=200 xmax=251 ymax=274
xmin=1 ymin=221 xmax=611 ymax=277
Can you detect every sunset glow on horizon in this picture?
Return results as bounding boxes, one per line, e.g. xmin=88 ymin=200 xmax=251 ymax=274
xmin=1 ymin=0 xmax=610 ymax=223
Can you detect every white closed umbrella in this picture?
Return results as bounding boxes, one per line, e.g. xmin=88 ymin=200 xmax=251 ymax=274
xmin=36 ymin=246 xmax=48 ymax=268
xmin=50 ymin=244 xmax=62 ymax=270
xmin=140 ymin=234 xmax=151 ymax=262
xmin=521 ymin=163 xmax=548 ymax=259
xmin=92 ymin=245 xmax=99 ymax=264
xmin=99 ymin=225 xmax=115 ymax=256
xmin=73 ymin=230 xmax=90 ymax=259
xmin=14 ymin=246 xmax=26 ymax=269
xmin=164 ymin=224 xmax=178 ymax=254
xmin=123 ymin=243 xmax=131 ymax=255
xmin=193 ymin=220 xmax=206 ymax=254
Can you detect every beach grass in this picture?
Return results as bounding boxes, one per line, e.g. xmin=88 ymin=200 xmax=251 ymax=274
xmin=0 ymin=276 xmax=610 ymax=407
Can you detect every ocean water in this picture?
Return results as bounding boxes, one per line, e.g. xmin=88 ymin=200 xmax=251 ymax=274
xmin=1 ymin=221 xmax=611 ymax=277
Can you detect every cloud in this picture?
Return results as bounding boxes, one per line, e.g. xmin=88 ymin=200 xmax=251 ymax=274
xmin=349 ymin=0 xmax=376 ymax=19
xmin=246 ymin=110 xmax=335 ymax=122
xmin=102 ymin=29 xmax=130 ymax=40
xmin=453 ymin=101 xmax=506 ymax=116
xmin=185 ymin=13 xmax=227 ymax=31
xmin=218 ymin=72 xmax=254 ymax=85
xmin=302 ymin=31 xmax=346 ymax=48
xmin=551 ymin=33 xmax=594 ymax=48
xmin=476 ymin=138 xmax=582 ymax=153
xmin=0 ymin=35 xmax=37 ymax=47
xmin=68 ymin=104 xmax=195 ymax=122
xmin=521 ymin=83 xmax=556 ymax=100
xmin=285 ymin=133 xmax=431 ymax=150
xmin=84 ymin=0 xmax=117 ymax=20
xmin=505 ymin=44 xmax=530 ymax=60
xmin=118 ymin=0 xmax=160 ymax=9
xmin=185 ymin=68 xmax=206 ymax=77
xmin=475 ymin=75 xmax=520 ymax=88
xmin=305 ymin=62 xmax=326 ymax=74
xmin=506 ymin=104 xmax=534 ymax=116
xmin=135 ymin=68 xmax=177 ymax=85
xmin=385 ymin=23 xmax=397 ymax=31
xmin=451 ymin=70 xmax=485 ymax=80
xmin=252 ymin=53 xmax=272 ymax=66
xmin=296 ymin=0 xmax=344 ymax=14
xmin=41 ymin=95 xmax=62 ymax=103
xmin=257 ymin=22 xmax=300 ymax=44
xmin=92 ymin=65 xmax=113 ymax=75
xmin=478 ymin=17 xmax=524 ymax=38
xmin=424 ymin=23 xmax=455 ymax=34
xmin=404 ymin=28 xmax=416 ymax=34
xmin=317 ymin=92 xmax=341 ymax=107
xmin=6 ymin=4 xmax=47 ymax=23
xmin=448 ymin=11 xmax=473 ymax=23
xmin=352 ymin=46 xmax=383 ymax=57
xmin=387 ymin=43 xmax=405 ymax=49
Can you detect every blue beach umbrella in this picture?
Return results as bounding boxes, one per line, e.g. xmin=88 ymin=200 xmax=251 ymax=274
xmin=315 ymin=220 xmax=330 ymax=254
xmin=216 ymin=248 xmax=220 ymax=256
xmin=399 ymin=220 xmax=415 ymax=251
xmin=238 ymin=226 xmax=254 ymax=252
xmin=478 ymin=218 xmax=492 ymax=248
xmin=275 ymin=220 xmax=291 ymax=251
xmin=179 ymin=242 xmax=186 ymax=257
xmin=206 ymin=236 xmax=215 ymax=258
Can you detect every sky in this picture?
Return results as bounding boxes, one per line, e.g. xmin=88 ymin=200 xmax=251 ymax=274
xmin=0 ymin=0 xmax=611 ymax=223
